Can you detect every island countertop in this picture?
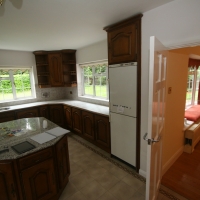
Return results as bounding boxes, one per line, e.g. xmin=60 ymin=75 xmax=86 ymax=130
xmin=0 ymin=117 xmax=67 ymax=160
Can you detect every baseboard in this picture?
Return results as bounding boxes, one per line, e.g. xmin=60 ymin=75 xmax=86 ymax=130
xmin=139 ymin=169 xmax=146 ymax=178
xmin=162 ymin=146 xmax=184 ymax=176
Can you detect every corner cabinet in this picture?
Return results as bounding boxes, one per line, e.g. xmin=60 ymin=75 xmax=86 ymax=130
xmin=104 ymin=14 xmax=142 ymax=65
xmin=33 ymin=50 xmax=77 ymax=88
xmin=48 ymin=53 xmax=64 ymax=87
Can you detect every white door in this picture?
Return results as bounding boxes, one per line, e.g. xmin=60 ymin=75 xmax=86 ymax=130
xmin=144 ymin=36 xmax=167 ymax=200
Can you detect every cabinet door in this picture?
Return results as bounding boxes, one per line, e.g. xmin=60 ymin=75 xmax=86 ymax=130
xmin=48 ymin=53 xmax=64 ymax=87
xmin=0 ymin=161 xmax=18 ymax=200
xmin=39 ymin=105 xmax=49 ymax=120
xmin=82 ymin=110 xmax=95 ymax=140
xmin=108 ymin=23 xmax=137 ymax=64
xmin=72 ymin=108 xmax=82 ymax=134
xmin=95 ymin=114 xmax=111 ymax=153
xmin=21 ymin=159 xmax=57 ymax=200
xmin=55 ymin=135 xmax=70 ymax=190
xmin=64 ymin=105 xmax=72 ymax=129
xmin=49 ymin=105 xmax=64 ymax=127
xmin=0 ymin=111 xmax=15 ymax=123
xmin=16 ymin=108 xmax=39 ymax=119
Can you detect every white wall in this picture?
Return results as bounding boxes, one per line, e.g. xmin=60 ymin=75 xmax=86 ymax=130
xmin=0 ymin=49 xmax=37 ymax=83
xmin=140 ymin=0 xmax=200 ymax=175
xmin=76 ymin=40 xmax=108 ymax=64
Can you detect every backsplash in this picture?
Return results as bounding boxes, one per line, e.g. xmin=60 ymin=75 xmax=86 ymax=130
xmin=0 ymin=85 xmax=108 ymax=107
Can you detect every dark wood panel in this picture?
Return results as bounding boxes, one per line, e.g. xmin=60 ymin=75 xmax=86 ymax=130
xmin=72 ymin=108 xmax=82 ymax=135
xmin=0 ymin=111 xmax=15 ymax=123
xmin=16 ymin=108 xmax=39 ymax=119
xmin=82 ymin=110 xmax=95 ymax=140
xmin=21 ymin=159 xmax=57 ymax=200
xmin=0 ymin=161 xmax=18 ymax=200
xmin=49 ymin=105 xmax=64 ymax=127
xmin=39 ymin=105 xmax=49 ymax=120
xmin=55 ymin=135 xmax=70 ymax=189
xmin=64 ymin=105 xmax=72 ymax=129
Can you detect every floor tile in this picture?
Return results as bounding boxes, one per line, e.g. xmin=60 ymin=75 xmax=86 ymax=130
xmin=70 ymin=171 xmax=94 ymax=190
xmin=80 ymin=180 xmax=107 ymax=200
xmin=84 ymin=163 xmax=108 ymax=179
xmin=97 ymin=191 xmax=118 ymax=200
xmin=129 ymin=191 xmax=145 ymax=200
xmin=67 ymin=191 xmax=88 ymax=200
xmin=69 ymin=161 xmax=83 ymax=178
xmin=108 ymin=181 xmax=137 ymax=200
xmin=59 ymin=181 xmax=78 ymax=200
xmin=122 ymin=174 xmax=144 ymax=190
xmin=97 ymin=159 xmax=115 ymax=170
xmin=108 ymin=165 xmax=128 ymax=179
xmin=95 ymin=171 xmax=120 ymax=190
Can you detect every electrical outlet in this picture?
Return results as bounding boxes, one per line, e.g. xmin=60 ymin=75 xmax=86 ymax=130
xmin=41 ymin=92 xmax=50 ymax=98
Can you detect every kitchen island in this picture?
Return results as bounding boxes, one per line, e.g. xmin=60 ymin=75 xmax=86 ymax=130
xmin=0 ymin=117 xmax=70 ymax=200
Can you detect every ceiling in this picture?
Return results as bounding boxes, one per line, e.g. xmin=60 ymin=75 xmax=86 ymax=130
xmin=0 ymin=0 xmax=173 ymax=51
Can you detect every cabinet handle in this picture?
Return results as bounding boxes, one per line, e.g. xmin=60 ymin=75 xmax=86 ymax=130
xmin=11 ymin=183 xmax=16 ymax=197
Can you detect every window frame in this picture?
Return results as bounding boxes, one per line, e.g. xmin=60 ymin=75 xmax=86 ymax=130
xmin=0 ymin=66 xmax=35 ymax=102
xmin=80 ymin=60 xmax=109 ymax=100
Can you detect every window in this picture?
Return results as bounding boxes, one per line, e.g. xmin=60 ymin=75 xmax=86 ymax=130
xmin=81 ymin=61 xmax=109 ymax=100
xmin=0 ymin=67 xmax=35 ymax=102
xmin=186 ymin=67 xmax=200 ymax=107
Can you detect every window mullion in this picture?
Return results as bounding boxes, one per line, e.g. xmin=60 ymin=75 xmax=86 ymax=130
xmin=92 ymin=67 xmax=95 ymax=97
xmin=9 ymin=70 xmax=16 ymax=99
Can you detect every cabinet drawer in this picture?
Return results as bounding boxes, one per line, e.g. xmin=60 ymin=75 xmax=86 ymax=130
xmin=19 ymin=147 xmax=53 ymax=170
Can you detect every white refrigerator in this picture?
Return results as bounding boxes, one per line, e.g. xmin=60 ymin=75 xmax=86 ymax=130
xmin=109 ymin=62 xmax=137 ymax=167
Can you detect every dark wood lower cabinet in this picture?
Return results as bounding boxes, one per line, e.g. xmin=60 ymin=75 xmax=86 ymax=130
xmin=82 ymin=110 xmax=95 ymax=140
xmin=55 ymin=135 xmax=70 ymax=189
xmin=0 ymin=161 xmax=18 ymax=200
xmin=64 ymin=105 xmax=72 ymax=129
xmin=72 ymin=108 xmax=82 ymax=135
xmin=39 ymin=105 xmax=49 ymax=120
xmin=16 ymin=108 xmax=39 ymax=119
xmin=49 ymin=105 xmax=64 ymax=127
xmin=95 ymin=114 xmax=111 ymax=153
xmin=21 ymin=158 xmax=57 ymax=200
xmin=0 ymin=111 xmax=15 ymax=123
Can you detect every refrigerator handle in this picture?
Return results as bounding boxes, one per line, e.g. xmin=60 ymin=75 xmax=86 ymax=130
xmin=109 ymin=113 xmax=111 ymax=122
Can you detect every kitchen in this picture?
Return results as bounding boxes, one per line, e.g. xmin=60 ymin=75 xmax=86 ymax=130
xmin=1 ymin=0 xmax=200 ymax=200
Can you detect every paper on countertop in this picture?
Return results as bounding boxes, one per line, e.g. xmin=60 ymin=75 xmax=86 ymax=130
xmin=30 ymin=132 xmax=56 ymax=144
xmin=46 ymin=127 xmax=70 ymax=137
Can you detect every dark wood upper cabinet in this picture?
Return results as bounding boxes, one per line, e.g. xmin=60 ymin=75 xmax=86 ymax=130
xmin=0 ymin=161 xmax=18 ymax=200
xmin=82 ymin=110 xmax=95 ymax=140
xmin=104 ymin=14 xmax=142 ymax=65
xmin=16 ymin=108 xmax=39 ymax=119
xmin=72 ymin=108 xmax=82 ymax=135
xmin=48 ymin=53 xmax=64 ymax=87
xmin=64 ymin=105 xmax=72 ymax=129
xmin=33 ymin=50 xmax=77 ymax=88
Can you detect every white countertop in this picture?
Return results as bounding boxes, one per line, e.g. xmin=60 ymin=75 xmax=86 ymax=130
xmin=0 ymin=100 xmax=109 ymax=116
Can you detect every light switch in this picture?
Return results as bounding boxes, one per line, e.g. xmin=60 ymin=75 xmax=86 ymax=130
xmin=168 ymin=87 xmax=172 ymax=94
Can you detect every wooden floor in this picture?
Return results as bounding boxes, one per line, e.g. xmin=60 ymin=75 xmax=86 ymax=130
xmin=161 ymin=142 xmax=200 ymax=200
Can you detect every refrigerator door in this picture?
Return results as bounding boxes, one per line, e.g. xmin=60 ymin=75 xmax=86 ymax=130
xmin=109 ymin=64 xmax=137 ymax=117
xmin=110 ymin=112 xmax=136 ymax=166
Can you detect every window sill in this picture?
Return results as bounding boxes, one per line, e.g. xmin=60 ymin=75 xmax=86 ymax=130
xmin=78 ymin=95 xmax=109 ymax=106
xmin=0 ymin=97 xmax=37 ymax=106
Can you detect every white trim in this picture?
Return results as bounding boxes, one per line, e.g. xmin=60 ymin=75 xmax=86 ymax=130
xmin=139 ymin=169 xmax=146 ymax=178
xmin=79 ymin=59 xmax=108 ymax=66
xmin=167 ymin=40 xmax=200 ymax=50
xmin=162 ymin=146 xmax=184 ymax=176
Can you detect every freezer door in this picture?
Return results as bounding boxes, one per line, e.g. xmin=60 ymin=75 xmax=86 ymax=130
xmin=110 ymin=113 xmax=136 ymax=166
xmin=109 ymin=65 xmax=137 ymax=117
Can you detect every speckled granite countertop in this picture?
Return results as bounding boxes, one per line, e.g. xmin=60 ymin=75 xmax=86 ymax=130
xmin=0 ymin=100 xmax=109 ymax=116
xmin=0 ymin=117 xmax=67 ymax=160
